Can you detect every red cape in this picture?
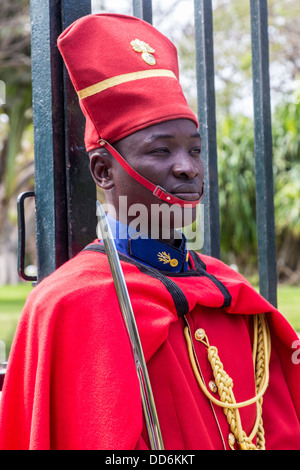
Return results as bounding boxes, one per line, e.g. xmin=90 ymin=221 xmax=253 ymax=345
xmin=0 ymin=246 xmax=299 ymax=449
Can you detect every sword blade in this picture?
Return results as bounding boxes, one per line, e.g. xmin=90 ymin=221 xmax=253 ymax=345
xmin=96 ymin=202 xmax=164 ymax=450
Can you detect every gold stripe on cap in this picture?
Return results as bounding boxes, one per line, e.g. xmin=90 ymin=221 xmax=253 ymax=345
xmin=77 ymin=69 xmax=177 ymax=100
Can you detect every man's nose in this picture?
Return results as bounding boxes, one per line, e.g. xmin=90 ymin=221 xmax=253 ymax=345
xmin=172 ymin=152 xmax=200 ymax=179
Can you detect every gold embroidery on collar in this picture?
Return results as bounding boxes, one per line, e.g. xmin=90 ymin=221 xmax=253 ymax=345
xmin=157 ymin=251 xmax=179 ymax=268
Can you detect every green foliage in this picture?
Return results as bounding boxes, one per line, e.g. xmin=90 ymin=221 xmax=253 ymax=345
xmin=217 ymin=114 xmax=257 ymax=266
xmin=273 ymin=102 xmax=300 ymax=238
xmin=0 ymin=0 xmax=32 ymax=199
xmin=0 ymin=0 xmax=34 ymax=284
xmin=217 ymin=100 xmax=300 ymax=274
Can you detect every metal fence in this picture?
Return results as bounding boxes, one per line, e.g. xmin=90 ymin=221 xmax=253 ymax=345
xmin=24 ymin=0 xmax=277 ymax=306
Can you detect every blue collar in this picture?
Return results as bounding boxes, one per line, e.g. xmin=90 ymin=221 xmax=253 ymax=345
xmin=104 ymin=214 xmax=189 ymax=273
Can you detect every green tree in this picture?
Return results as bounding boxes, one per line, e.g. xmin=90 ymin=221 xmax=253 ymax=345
xmin=0 ymin=0 xmax=33 ymax=284
xmin=217 ymin=114 xmax=257 ymax=271
xmin=273 ymin=101 xmax=300 ymax=283
xmin=217 ymin=101 xmax=300 ymax=282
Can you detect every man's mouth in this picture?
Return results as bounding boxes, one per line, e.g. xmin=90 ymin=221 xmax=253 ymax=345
xmin=171 ymin=183 xmax=202 ymax=201
xmin=171 ymin=192 xmax=201 ymax=201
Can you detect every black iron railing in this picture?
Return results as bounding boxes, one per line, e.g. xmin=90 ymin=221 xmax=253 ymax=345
xmin=25 ymin=0 xmax=277 ymax=306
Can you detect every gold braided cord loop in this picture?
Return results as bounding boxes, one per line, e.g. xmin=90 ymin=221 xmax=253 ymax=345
xmin=250 ymin=314 xmax=271 ymax=449
xmin=183 ymin=314 xmax=271 ymax=450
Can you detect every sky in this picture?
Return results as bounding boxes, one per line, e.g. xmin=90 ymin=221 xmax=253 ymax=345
xmin=90 ymin=0 xmax=299 ymax=114
xmin=91 ymin=0 xmax=195 ymax=39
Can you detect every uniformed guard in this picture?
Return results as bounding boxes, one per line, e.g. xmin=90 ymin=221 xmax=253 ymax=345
xmin=0 ymin=13 xmax=299 ymax=450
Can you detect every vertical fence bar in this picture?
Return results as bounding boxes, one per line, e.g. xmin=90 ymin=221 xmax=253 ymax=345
xmin=30 ymin=0 xmax=95 ymax=283
xmin=250 ymin=0 xmax=277 ymax=306
xmin=61 ymin=0 xmax=96 ymax=260
xmin=194 ymin=0 xmax=220 ymax=259
xmin=30 ymin=0 xmax=68 ymax=282
xmin=132 ymin=0 xmax=153 ymax=24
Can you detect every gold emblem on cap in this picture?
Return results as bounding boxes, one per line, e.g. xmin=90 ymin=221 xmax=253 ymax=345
xmin=157 ymin=251 xmax=178 ymax=268
xmin=131 ymin=38 xmax=156 ymax=65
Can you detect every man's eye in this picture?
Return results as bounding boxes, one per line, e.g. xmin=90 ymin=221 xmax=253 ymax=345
xmin=190 ymin=147 xmax=201 ymax=156
xmin=150 ymin=147 xmax=170 ymax=155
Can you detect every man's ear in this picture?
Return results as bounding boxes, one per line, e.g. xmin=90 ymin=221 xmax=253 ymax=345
xmin=89 ymin=150 xmax=114 ymax=190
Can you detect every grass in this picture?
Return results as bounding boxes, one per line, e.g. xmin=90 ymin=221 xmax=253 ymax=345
xmin=0 ymin=282 xmax=299 ymax=358
xmin=277 ymin=285 xmax=300 ymax=332
xmin=0 ymin=282 xmax=33 ymax=357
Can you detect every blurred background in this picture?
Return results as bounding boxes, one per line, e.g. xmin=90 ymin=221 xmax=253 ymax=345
xmin=0 ymin=0 xmax=299 ymax=356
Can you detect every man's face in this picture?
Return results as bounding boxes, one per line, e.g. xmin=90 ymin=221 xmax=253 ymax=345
xmin=97 ymin=119 xmax=204 ymax=237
